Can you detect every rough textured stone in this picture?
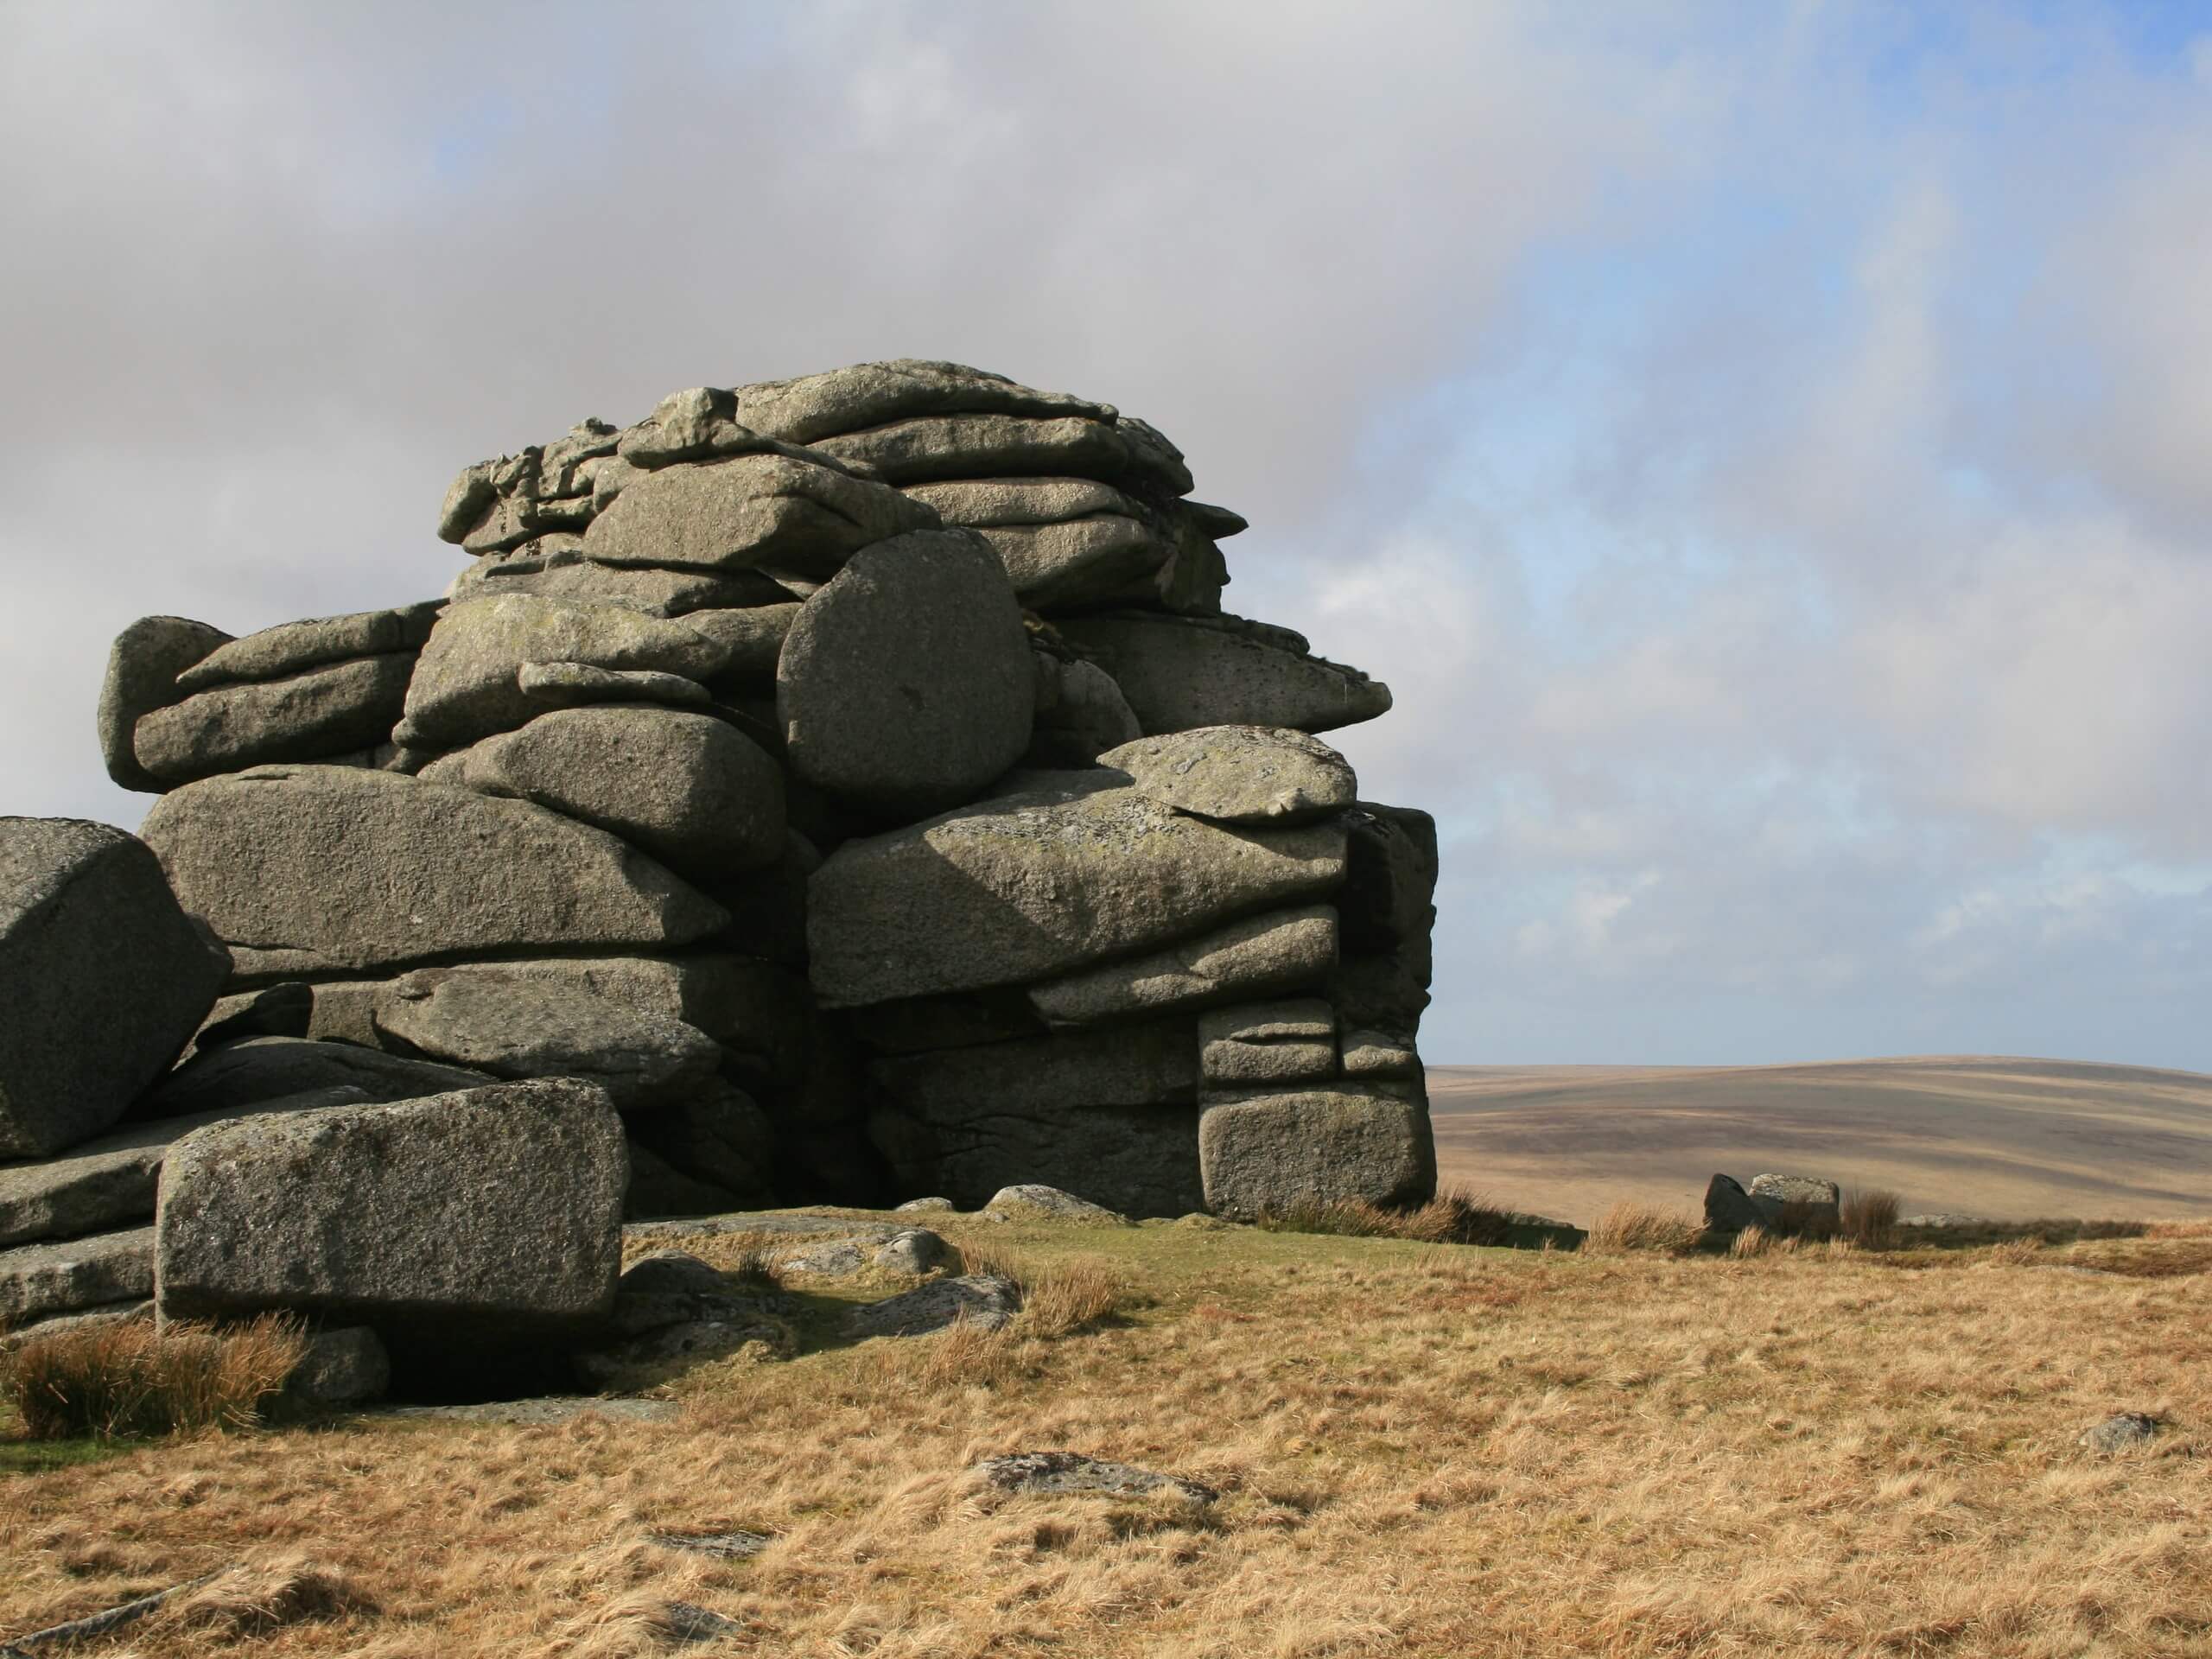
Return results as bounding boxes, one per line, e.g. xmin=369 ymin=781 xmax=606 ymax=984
xmin=975 ymin=1452 xmax=1217 ymax=1504
xmin=846 ymin=1272 xmax=1020 ymax=1338
xmin=141 ymin=1038 xmax=490 ymax=1121
xmin=737 ymin=360 xmax=1111 ymax=445
xmin=193 ymin=982 xmax=315 ymax=1052
xmin=141 ymin=766 xmax=728 ymax=979
xmin=1058 ymin=613 xmax=1390 ymax=734
xmin=626 ymin=1083 xmax=777 ymax=1205
xmin=870 ymin=1023 xmax=1202 ymax=1215
xmin=176 ymin=604 xmax=442 ymax=691
xmin=449 ymin=542 xmax=791 ymax=616
xmin=372 ymin=969 xmax=723 ymax=1110
xmin=136 ymin=653 xmax=416 ymax=785
xmin=574 ymin=1311 xmax=785 ymax=1389
xmin=982 ymin=1185 xmax=1132 ymax=1225
xmin=809 ymin=774 xmax=1346 ymax=1007
xmin=0 ymin=818 xmax=230 ymax=1157
xmin=583 ymin=451 xmax=935 ymax=577
xmin=0 ymin=1088 xmax=369 ymax=1249
xmin=2079 ymin=1412 xmax=2160 ymax=1456
xmin=1198 ymin=1090 xmax=1435 ymax=1220
xmin=1199 ymin=1000 xmax=1338 ymax=1089
xmin=98 ymin=616 xmax=233 ymax=792
xmin=624 ymin=1143 xmax=746 ymax=1220
xmin=680 ymin=603 xmax=803 ymax=680
xmin=905 ymin=475 xmax=1142 ymax=527
xmin=1748 ymin=1174 xmax=1842 ymax=1234
xmin=283 ymin=1326 xmax=391 ymax=1409
xmin=810 ymin=412 xmax=1194 ymax=496
xmin=1027 ymin=653 xmax=1143 ymax=768
xmin=966 ymin=516 xmax=1173 ymax=612
xmin=1703 ymin=1174 xmax=1765 ymax=1235
xmin=0 ymin=1226 xmax=154 ymax=1325
xmin=1339 ymin=1030 xmax=1421 ymax=1080
xmin=1027 ymin=906 xmax=1338 ymax=1027
xmin=1099 ymin=727 xmax=1357 ymax=825
xmin=895 ymin=1196 xmax=957 ymax=1215
xmin=0 ymin=1299 xmax=153 ymax=1352
xmin=417 ymin=707 xmax=784 ymax=882
xmin=777 ymin=529 xmax=1035 ymax=819
xmin=155 ymin=1079 xmax=627 ymax=1341
xmin=1331 ymin=804 xmax=1439 ymax=1035
xmin=511 ymin=660 xmax=711 ymax=711
xmin=399 ymin=594 xmax=730 ymax=749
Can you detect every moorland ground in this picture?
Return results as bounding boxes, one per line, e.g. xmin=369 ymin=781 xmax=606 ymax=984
xmin=1433 ymin=1056 xmax=2212 ymax=1225
xmin=3 ymin=1210 xmax=2208 ymax=1657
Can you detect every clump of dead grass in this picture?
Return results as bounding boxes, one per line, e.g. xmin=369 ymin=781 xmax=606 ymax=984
xmin=1586 ymin=1202 xmax=1704 ymax=1255
xmin=1255 ymin=1185 xmax=1531 ymax=1246
xmin=1840 ymin=1187 xmax=1902 ymax=1248
xmin=152 ymin=1555 xmax=373 ymax=1639
xmin=3 ymin=1313 xmax=305 ymax=1440
xmin=953 ymin=1246 xmax=1132 ymax=1338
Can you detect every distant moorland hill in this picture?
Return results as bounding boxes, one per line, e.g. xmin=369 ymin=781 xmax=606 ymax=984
xmin=1430 ymin=1056 xmax=2212 ymax=1225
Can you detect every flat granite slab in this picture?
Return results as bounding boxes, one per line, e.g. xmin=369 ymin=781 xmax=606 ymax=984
xmin=0 ymin=1226 xmax=155 ymax=1325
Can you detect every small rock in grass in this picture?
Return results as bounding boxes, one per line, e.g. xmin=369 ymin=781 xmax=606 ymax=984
xmin=894 ymin=1196 xmax=957 ymax=1214
xmin=847 ymin=1272 xmax=1020 ymax=1338
xmin=981 ymin=1184 xmax=1130 ymax=1225
xmin=2079 ymin=1412 xmax=2160 ymax=1456
xmin=975 ymin=1451 xmax=1218 ymax=1504
xmin=647 ymin=1529 xmax=773 ymax=1560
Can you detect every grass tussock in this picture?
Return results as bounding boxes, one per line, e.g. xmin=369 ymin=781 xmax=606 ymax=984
xmin=152 ymin=1556 xmax=373 ymax=1640
xmin=1586 ymin=1202 xmax=1704 ymax=1255
xmin=1840 ymin=1188 xmax=1902 ymax=1248
xmin=1255 ymin=1186 xmax=1527 ymax=1246
xmin=4 ymin=1314 xmax=304 ymax=1440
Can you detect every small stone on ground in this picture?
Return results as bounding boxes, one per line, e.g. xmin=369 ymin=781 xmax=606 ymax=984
xmin=975 ymin=1451 xmax=1219 ymax=1504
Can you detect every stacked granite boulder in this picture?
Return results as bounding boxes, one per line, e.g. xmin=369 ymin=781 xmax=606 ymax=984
xmin=71 ymin=360 xmax=1438 ymax=1226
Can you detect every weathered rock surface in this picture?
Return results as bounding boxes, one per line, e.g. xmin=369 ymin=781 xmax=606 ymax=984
xmin=680 ymin=603 xmax=803 ymax=680
xmin=906 ymin=474 xmax=1142 ymax=527
xmin=1702 ymin=1174 xmax=1764 ymax=1235
xmin=1100 ymin=727 xmax=1357 ymax=825
xmin=847 ymin=1272 xmax=1021 ymax=1338
xmin=1027 ymin=653 xmax=1143 ymax=767
xmin=371 ymin=969 xmax=723 ymax=1110
xmin=136 ymin=653 xmax=416 ymax=785
xmin=1331 ymin=804 xmax=1439 ymax=1035
xmin=283 ymin=1326 xmax=391 ymax=1410
xmin=1026 ymin=906 xmax=1338 ymax=1027
xmin=2079 ymin=1412 xmax=2161 ymax=1456
xmin=0 ymin=818 xmax=230 ymax=1157
xmin=176 ymin=604 xmax=442 ymax=691
xmin=1058 ymin=613 xmax=1390 ymax=734
xmin=736 ymin=360 xmax=1111 ymax=446
xmin=812 ymin=412 xmax=1193 ymax=496
xmin=1198 ymin=1090 xmax=1435 ymax=1219
xmin=418 ymin=707 xmax=784 ymax=881
xmin=809 ymin=774 xmax=1346 ymax=1007
xmin=0 ymin=1226 xmax=155 ymax=1325
xmin=141 ymin=766 xmax=727 ymax=979
xmin=981 ymin=1185 xmax=1131 ymax=1225
xmin=193 ymin=982 xmax=316 ymax=1052
xmin=967 ymin=516 xmax=1173 ymax=612
xmin=98 ymin=616 xmax=232 ymax=791
xmin=1199 ymin=1000 xmax=1338 ymax=1089
xmin=450 ymin=541 xmax=792 ymax=616
xmin=575 ymin=1250 xmax=786 ymax=1388
xmin=0 ymin=1088 xmax=368 ymax=1249
xmin=777 ymin=530 xmax=1034 ymax=818
xmin=583 ymin=451 xmax=934 ymax=577
xmin=975 ymin=1452 xmax=1217 ymax=1504
xmin=626 ymin=1084 xmax=777 ymax=1205
xmin=399 ymin=594 xmax=730 ymax=749
xmin=155 ymin=1079 xmax=627 ymax=1341
xmin=140 ymin=1038 xmax=489 ymax=1120
xmin=871 ymin=1024 xmax=1203 ymax=1215
xmin=1748 ymin=1174 xmax=1842 ymax=1234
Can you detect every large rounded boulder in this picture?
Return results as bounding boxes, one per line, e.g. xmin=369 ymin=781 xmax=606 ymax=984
xmin=776 ymin=529 xmax=1034 ymax=820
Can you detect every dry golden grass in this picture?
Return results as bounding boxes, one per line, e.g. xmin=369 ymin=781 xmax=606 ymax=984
xmin=1256 ymin=1186 xmax=1527 ymax=1247
xmin=3 ymin=1214 xmax=2208 ymax=1656
xmin=4 ymin=1315 xmax=305 ymax=1440
xmin=1586 ymin=1201 xmax=1705 ymax=1255
xmin=1841 ymin=1187 xmax=1903 ymax=1249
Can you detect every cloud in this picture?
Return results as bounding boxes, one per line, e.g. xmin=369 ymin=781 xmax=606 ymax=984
xmin=1 ymin=3 xmax=2205 ymax=1067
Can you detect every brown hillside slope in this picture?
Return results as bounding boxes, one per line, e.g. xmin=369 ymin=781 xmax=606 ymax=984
xmin=1431 ymin=1055 xmax=2212 ymax=1225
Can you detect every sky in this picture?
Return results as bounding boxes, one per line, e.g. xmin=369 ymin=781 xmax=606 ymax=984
xmin=2 ymin=1 xmax=2208 ymax=1070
